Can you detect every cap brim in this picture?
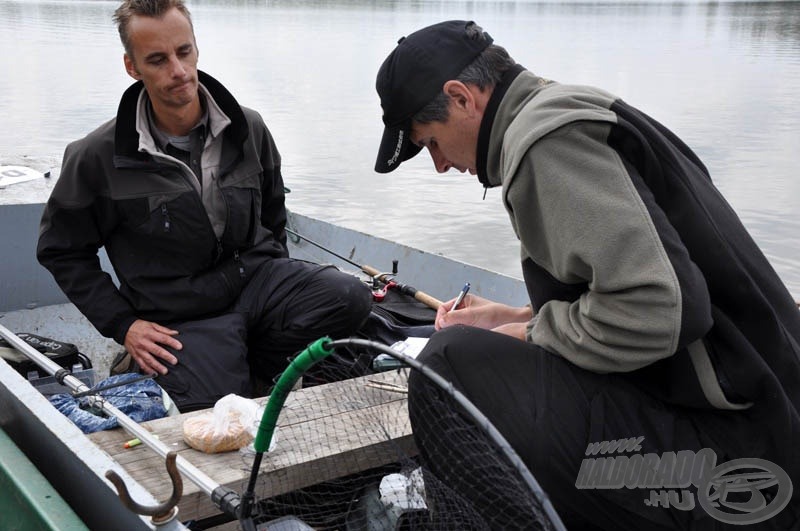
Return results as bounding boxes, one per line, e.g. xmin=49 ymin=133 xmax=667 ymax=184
xmin=374 ymin=123 xmax=422 ymax=173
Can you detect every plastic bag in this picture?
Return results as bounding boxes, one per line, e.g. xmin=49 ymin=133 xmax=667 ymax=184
xmin=182 ymin=394 xmax=261 ymax=453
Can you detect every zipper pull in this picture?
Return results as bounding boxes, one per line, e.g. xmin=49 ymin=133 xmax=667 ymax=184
xmin=161 ymin=204 xmax=171 ymax=232
xmin=233 ymin=250 xmax=245 ymax=278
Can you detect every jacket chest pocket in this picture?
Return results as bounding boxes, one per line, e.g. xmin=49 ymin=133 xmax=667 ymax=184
xmin=116 ymin=193 xmax=212 ymax=249
xmin=115 ymin=197 xmax=152 ymax=229
xmin=220 ymin=181 xmax=260 ymax=248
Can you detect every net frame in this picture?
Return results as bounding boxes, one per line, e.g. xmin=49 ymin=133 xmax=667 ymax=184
xmin=231 ymin=337 xmax=566 ymax=530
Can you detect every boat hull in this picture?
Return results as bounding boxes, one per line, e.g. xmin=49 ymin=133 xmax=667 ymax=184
xmin=0 ymin=168 xmax=527 ymax=529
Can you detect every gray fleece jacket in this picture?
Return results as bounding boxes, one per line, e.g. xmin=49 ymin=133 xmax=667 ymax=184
xmin=476 ymin=66 xmax=799 ymax=475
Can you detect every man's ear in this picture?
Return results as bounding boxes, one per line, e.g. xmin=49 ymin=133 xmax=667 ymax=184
xmin=443 ymin=80 xmax=475 ymax=114
xmin=124 ymin=53 xmax=141 ymax=80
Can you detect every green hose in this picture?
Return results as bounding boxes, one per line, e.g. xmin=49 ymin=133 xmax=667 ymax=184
xmin=253 ymin=336 xmax=334 ymax=453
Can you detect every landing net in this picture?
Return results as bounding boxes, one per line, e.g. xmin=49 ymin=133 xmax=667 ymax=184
xmin=231 ymin=337 xmax=565 ymax=531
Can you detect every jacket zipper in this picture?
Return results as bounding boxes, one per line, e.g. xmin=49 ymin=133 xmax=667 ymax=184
xmin=169 ymin=160 xmax=221 ymax=265
xmin=216 ymin=171 xmax=245 ymax=277
xmin=155 ymin=154 xmax=236 ymax=270
xmin=233 ymin=249 xmax=246 ymax=278
xmin=161 ymin=204 xmax=171 ymax=232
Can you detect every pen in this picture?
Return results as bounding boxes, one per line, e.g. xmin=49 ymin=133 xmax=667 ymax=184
xmin=449 ymin=282 xmax=471 ymax=313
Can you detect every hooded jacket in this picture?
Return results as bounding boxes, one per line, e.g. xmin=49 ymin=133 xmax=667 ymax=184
xmin=477 ymin=65 xmax=800 ymax=471
xmin=37 ymin=71 xmax=288 ymax=344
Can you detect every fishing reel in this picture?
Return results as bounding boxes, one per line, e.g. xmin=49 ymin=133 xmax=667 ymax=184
xmin=370 ymin=259 xmax=400 ymax=302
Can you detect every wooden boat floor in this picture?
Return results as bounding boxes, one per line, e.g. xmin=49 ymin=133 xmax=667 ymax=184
xmin=88 ymin=370 xmax=416 ymax=523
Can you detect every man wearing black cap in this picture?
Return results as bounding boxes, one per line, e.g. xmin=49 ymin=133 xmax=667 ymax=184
xmin=375 ymin=20 xmax=800 ymax=530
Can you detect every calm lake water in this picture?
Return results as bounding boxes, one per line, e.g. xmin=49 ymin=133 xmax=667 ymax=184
xmin=2 ymin=0 xmax=799 ymax=299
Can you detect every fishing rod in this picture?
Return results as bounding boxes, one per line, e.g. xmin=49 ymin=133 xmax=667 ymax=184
xmin=285 ymin=227 xmax=443 ymax=310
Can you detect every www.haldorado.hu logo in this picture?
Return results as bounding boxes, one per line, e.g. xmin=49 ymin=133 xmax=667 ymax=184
xmin=575 ymin=437 xmax=793 ymax=525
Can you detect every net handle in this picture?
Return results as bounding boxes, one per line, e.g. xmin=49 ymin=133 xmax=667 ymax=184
xmin=253 ymin=336 xmax=334 ymax=453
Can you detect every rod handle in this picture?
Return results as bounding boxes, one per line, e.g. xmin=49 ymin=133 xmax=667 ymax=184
xmin=413 ymin=291 xmax=443 ymax=310
xmin=360 ymin=264 xmax=385 ymax=279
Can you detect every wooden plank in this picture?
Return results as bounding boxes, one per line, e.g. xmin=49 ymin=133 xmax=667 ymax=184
xmin=88 ymin=370 xmax=416 ymax=522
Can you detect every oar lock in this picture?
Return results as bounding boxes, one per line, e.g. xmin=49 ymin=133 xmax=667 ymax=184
xmin=105 ymin=451 xmax=183 ymax=525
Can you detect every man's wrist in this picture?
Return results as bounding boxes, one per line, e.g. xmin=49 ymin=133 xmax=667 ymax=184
xmin=519 ymin=303 xmax=534 ymax=322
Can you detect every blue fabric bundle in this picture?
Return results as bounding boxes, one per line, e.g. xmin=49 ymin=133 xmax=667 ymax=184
xmin=49 ymin=373 xmax=167 ymax=433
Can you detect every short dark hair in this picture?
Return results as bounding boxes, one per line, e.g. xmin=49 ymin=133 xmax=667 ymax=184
xmin=113 ymin=0 xmax=193 ymax=59
xmin=413 ymin=24 xmax=515 ymax=124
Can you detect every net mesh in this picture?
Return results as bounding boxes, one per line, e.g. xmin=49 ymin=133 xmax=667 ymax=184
xmin=230 ymin=339 xmax=564 ymax=530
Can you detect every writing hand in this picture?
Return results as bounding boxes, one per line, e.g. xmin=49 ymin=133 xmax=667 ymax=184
xmin=436 ymin=294 xmax=534 ymax=332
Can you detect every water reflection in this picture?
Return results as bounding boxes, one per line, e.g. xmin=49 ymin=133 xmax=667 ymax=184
xmin=1 ymin=0 xmax=798 ymax=298
xmin=726 ymin=2 xmax=800 ymax=47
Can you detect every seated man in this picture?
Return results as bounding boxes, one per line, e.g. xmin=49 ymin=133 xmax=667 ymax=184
xmin=37 ymin=0 xmax=371 ymax=411
xmin=373 ymin=20 xmax=799 ymax=529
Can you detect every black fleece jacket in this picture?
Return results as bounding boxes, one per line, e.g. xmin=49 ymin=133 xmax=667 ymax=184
xmin=37 ymin=71 xmax=288 ymax=344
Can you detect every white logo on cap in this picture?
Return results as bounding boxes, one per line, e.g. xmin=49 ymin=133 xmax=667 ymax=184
xmin=387 ymin=129 xmax=404 ymax=166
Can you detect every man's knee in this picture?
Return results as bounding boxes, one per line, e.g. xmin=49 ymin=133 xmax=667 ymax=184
xmin=320 ymin=271 xmax=372 ymax=334
xmin=281 ymin=268 xmax=372 ymax=340
xmin=337 ymin=272 xmax=372 ymax=318
xmin=410 ymin=326 xmax=482 ymax=410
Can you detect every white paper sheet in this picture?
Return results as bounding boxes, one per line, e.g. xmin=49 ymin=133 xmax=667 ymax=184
xmin=389 ymin=337 xmax=430 ymax=359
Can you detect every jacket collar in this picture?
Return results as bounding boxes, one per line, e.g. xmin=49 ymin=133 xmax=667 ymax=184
xmin=475 ymin=63 xmax=525 ymax=187
xmin=476 ymin=66 xmax=559 ymax=188
xmin=113 ymin=70 xmax=247 ymax=163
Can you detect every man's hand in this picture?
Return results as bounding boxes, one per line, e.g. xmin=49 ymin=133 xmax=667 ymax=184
xmin=435 ymin=293 xmax=534 ymax=332
xmin=124 ymin=319 xmax=182 ymax=375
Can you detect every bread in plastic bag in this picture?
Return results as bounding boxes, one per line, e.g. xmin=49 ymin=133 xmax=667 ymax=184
xmin=182 ymin=394 xmax=261 ymax=453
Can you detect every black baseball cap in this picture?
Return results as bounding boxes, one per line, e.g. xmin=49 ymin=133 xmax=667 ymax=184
xmin=374 ymin=20 xmax=493 ymax=173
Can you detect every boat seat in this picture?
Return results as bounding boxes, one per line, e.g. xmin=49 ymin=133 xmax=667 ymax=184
xmin=87 ymin=369 xmax=416 ymax=524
